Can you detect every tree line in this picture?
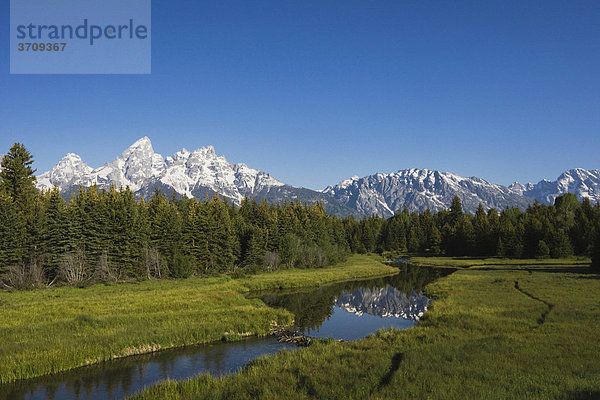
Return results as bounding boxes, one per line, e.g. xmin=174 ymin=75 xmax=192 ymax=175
xmin=0 ymin=144 xmax=350 ymax=288
xmin=350 ymin=192 xmax=600 ymax=268
xmin=1 ymin=143 xmax=599 ymax=289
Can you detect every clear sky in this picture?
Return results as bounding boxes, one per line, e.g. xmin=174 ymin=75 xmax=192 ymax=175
xmin=1 ymin=0 xmax=599 ymax=190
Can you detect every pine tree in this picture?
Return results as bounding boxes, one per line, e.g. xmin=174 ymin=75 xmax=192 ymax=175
xmin=428 ymin=226 xmax=442 ymax=254
xmin=244 ymin=226 xmax=266 ymax=267
xmin=554 ymin=193 xmax=579 ymax=231
xmin=207 ymin=195 xmax=236 ymax=271
xmin=28 ymin=195 xmax=47 ymax=261
xmin=572 ymin=198 xmax=594 ymax=255
xmin=148 ymin=190 xmax=185 ymax=274
xmin=121 ymin=186 xmax=144 ymax=275
xmin=449 ymin=196 xmax=463 ymax=225
xmin=279 ymin=232 xmax=302 ymax=268
xmin=42 ymin=188 xmax=69 ymax=276
xmin=496 ymin=237 xmax=505 ymax=258
xmin=183 ymin=199 xmax=202 ymax=264
xmin=473 ymin=203 xmax=491 ymax=256
xmin=0 ymin=193 xmax=20 ymax=270
xmin=0 ymin=143 xmax=38 ymax=263
xmin=407 ymin=224 xmax=423 ymax=253
xmin=83 ymin=185 xmax=109 ymax=264
xmin=523 ymin=205 xmax=545 ymax=258
xmin=498 ymin=209 xmax=524 ymax=257
xmin=551 ymin=228 xmax=573 ymax=258
xmin=104 ymin=186 xmax=140 ymax=277
xmin=0 ymin=143 xmax=37 ymax=209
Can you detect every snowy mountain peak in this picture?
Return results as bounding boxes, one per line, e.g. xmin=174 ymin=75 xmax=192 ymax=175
xmin=197 ymin=145 xmax=216 ymax=156
xmin=36 ymin=152 xmax=94 ymax=192
xmin=332 ymin=175 xmax=360 ymax=190
xmin=165 ymin=148 xmax=191 ymax=165
xmin=511 ymin=169 xmax=600 ymax=205
xmin=64 ymin=152 xmax=83 ymax=160
xmin=37 ymin=137 xmax=288 ymax=206
xmin=118 ymin=136 xmax=161 ymax=161
xmin=97 ymin=137 xmax=166 ymax=191
xmin=507 ymin=181 xmax=533 ymax=195
xmin=126 ymin=136 xmax=153 ymax=151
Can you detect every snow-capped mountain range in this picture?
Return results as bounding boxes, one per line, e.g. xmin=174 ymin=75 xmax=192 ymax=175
xmin=37 ymin=136 xmax=283 ymax=199
xmin=322 ymin=169 xmax=532 ymax=217
xmin=508 ymin=168 xmax=600 ymax=207
xmin=36 ymin=137 xmax=599 ymax=217
xmin=324 ymin=168 xmax=600 ymax=217
xmin=36 ymin=137 xmax=357 ymax=216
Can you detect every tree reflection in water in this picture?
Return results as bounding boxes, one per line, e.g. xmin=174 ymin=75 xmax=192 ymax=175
xmin=257 ymin=264 xmax=454 ymax=334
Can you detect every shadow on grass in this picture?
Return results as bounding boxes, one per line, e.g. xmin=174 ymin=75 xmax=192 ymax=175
xmin=377 ymin=352 xmax=404 ymax=388
xmin=565 ymin=391 xmax=600 ymax=399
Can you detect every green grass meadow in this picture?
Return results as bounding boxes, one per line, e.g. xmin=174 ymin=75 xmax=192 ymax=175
xmin=0 ymin=254 xmax=395 ymax=384
xmin=130 ymin=258 xmax=600 ymax=400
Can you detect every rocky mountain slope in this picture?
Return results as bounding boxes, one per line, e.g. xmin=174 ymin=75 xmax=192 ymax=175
xmin=324 ymin=168 xmax=600 ymax=217
xmin=509 ymin=168 xmax=600 ymax=206
xmin=322 ymin=169 xmax=532 ymax=217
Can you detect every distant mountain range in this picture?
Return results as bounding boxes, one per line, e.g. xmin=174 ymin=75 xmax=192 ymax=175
xmin=323 ymin=168 xmax=600 ymax=217
xmin=36 ymin=137 xmax=599 ymax=217
xmin=36 ymin=137 xmax=358 ymax=216
xmin=508 ymin=168 xmax=600 ymax=207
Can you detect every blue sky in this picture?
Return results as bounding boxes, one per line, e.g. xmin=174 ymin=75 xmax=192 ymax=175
xmin=1 ymin=0 xmax=599 ymax=190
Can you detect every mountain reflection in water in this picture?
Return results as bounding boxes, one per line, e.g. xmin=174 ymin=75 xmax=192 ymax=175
xmin=336 ymin=287 xmax=430 ymax=320
xmin=257 ymin=264 xmax=453 ymax=340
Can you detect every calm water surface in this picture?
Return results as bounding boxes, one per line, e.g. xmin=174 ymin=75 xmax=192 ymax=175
xmin=1 ymin=263 xmax=452 ymax=400
xmin=257 ymin=263 xmax=453 ymax=340
xmin=1 ymin=337 xmax=294 ymax=400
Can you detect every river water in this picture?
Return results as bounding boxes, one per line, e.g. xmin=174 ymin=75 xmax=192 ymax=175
xmin=1 ymin=264 xmax=451 ymax=400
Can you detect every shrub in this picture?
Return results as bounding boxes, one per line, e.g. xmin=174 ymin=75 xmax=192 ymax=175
xmin=1 ymin=257 xmax=46 ymax=290
xmin=535 ymin=240 xmax=550 ymax=259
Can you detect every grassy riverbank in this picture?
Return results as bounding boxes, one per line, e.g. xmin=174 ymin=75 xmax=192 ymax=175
xmin=131 ymin=257 xmax=600 ymax=400
xmin=411 ymin=256 xmax=591 ymax=269
xmin=0 ymin=254 xmax=395 ymax=384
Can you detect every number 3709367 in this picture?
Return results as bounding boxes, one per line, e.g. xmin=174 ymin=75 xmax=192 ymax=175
xmin=18 ymin=43 xmax=67 ymax=51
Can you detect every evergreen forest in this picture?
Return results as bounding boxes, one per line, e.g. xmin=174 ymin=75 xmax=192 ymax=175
xmin=1 ymin=143 xmax=599 ymax=289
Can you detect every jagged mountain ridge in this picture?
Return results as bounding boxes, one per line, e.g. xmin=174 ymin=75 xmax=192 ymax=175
xmin=323 ymin=169 xmax=532 ymax=217
xmin=36 ymin=137 xmax=359 ymax=217
xmin=36 ymin=138 xmax=598 ymax=217
xmin=324 ymin=168 xmax=600 ymax=217
xmin=335 ymin=286 xmax=430 ymax=321
xmin=509 ymin=168 xmax=600 ymax=206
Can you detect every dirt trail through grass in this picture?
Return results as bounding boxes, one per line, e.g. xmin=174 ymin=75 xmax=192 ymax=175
xmin=514 ymin=279 xmax=555 ymax=326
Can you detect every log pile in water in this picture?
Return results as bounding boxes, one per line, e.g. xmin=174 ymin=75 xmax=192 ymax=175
xmin=270 ymin=327 xmax=312 ymax=347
